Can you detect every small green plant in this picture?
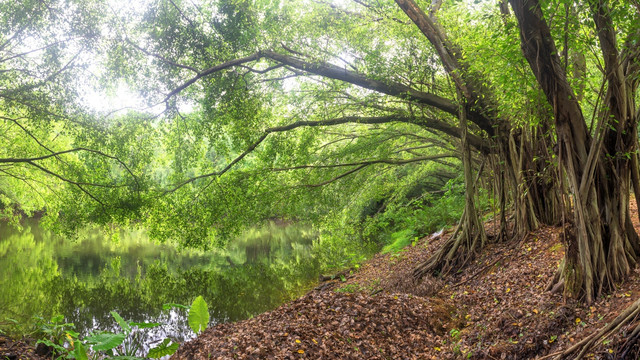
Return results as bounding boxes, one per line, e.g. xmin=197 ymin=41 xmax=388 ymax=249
xmin=28 ymin=297 xmax=210 ymax=360
xmin=187 ymin=296 xmax=210 ymax=334
xmin=34 ymin=314 xmax=79 ymax=359
xmin=449 ymin=328 xmax=461 ymax=341
xmin=83 ymin=310 xmax=172 ymax=359
xmin=411 ymin=236 xmax=419 ymax=247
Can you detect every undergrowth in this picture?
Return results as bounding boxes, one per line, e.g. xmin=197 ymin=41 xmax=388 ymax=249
xmin=314 ymin=177 xmax=490 ymax=271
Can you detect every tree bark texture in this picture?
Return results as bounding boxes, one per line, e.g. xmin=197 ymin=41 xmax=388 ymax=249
xmin=510 ymin=0 xmax=640 ymax=303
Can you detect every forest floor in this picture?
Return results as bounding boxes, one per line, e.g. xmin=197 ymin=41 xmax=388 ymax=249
xmin=173 ymin=201 xmax=640 ymax=360
xmin=5 ymin=207 xmax=640 ymax=360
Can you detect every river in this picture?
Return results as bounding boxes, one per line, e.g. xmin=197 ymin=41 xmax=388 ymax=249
xmin=0 ymin=220 xmax=320 ymax=355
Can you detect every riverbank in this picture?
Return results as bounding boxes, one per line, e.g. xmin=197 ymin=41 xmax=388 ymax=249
xmin=172 ymin=202 xmax=640 ymax=359
xmin=5 ymin=205 xmax=640 ymax=359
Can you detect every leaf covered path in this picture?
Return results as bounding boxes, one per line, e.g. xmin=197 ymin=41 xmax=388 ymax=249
xmin=173 ymin=202 xmax=640 ymax=359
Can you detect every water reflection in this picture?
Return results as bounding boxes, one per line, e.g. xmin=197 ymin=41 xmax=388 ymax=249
xmin=0 ymin=220 xmax=319 ymax=355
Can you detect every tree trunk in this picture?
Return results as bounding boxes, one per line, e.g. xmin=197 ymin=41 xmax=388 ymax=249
xmin=510 ymin=0 xmax=640 ymax=303
xmin=413 ymin=93 xmax=487 ymax=278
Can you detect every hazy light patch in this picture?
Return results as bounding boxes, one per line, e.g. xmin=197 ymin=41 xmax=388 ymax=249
xmin=82 ymin=83 xmax=151 ymax=114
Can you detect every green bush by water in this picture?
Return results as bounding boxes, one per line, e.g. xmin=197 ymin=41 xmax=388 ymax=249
xmin=33 ymin=296 xmax=208 ymax=359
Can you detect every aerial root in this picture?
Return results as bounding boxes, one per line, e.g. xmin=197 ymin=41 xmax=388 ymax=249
xmin=540 ymin=298 xmax=640 ymax=360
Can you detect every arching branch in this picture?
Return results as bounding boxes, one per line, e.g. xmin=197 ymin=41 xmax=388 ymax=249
xmin=163 ymin=49 xmax=498 ymax=138
xmin=271 ymin=153 xmax=456 ymax=172
xmin=23 ymin=161 xmax=105 ymax=206
xmin=163 ymin=114 xmax=485 ymax=194
xmin=261 ymin=50 xmax=459 ymax=116
xmin=0 ymin=147 xmax=140 ymax=191
xmin=163 ymin=53 xmax=262 ymax=102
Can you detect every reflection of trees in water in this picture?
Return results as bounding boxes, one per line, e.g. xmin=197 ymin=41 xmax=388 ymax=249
xmin=0 ymin=221 xmax=319 ymax=343
xmin=56 ymin=258 xmax=319 ymax=339
xmin=237 ymin=222 xmax=316 ymax=264
xmin=0 ymin=228 xmax=60 ymax=327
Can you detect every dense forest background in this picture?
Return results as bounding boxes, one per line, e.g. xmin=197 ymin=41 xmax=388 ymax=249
xmin=1 ymin=0 xmax=639 ymax=308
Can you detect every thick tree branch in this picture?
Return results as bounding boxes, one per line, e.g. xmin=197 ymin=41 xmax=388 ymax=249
xmin=163 ymin=113 xmax=488 ymax=194
xmin=261 ymin=50 xmax=460 ymax=117
xmin=163 ymin=53 xmax=261 ymax=102
xmin=271 ymin=154 xmax=456 ymax=172
xmin=394 ymin=0 xmax=497 ymax=135
xmin=0 ymin=147 xmax=140 ymax=190
xmin=164 ymin=50 xmax=499 ymax=141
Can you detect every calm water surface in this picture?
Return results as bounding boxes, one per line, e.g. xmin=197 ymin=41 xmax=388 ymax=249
xmin=0 ymin=221 xmax=320 ymax=355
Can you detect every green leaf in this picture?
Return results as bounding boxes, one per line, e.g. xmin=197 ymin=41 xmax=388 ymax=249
xmin=188 ymin=296 xmax=209 ymax=334
xmin=36 ymin=339 xmax=66 ymax=353
xmin=69 ymin=341 xmax=88 ymax=360
xmin=50 ymin=314 xmax=65 ymax=324
xmin=147 ymin=338 xmax=179 ymax=358
xmin=85 ymin=332 xmax=126 ymax=351
xmin=110 ymin=311 xmax=131 ymax=334
xmin=130 ymin=321 xmax=161 ymax=329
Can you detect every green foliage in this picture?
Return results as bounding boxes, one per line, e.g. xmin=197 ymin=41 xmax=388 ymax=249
xmin=35 ymin=314 xmax=75 ymax=340
xmin=110 ymin=311 xmax=131 ymax=334
xmin=450 ymin=328 xmax=461 ymax=341
xmin=34 ymin=314 xmax=78 ymax=358
xmin=187 ymin=296 xmax=210 ymax=334
xmin=381 ymin=229 xmax=417 ymax=254
xmin=69 ymin=341 xmax=89 ymax=360
xmin=147 ymin=338 xmax=179 ymax=359
xmin=29 ymin=309 xmax=183 ymax=360
xmin=84 ymin=332 xmax=126 ymax=352
xmin=361 ymin=176 xmax=480 ymax=253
